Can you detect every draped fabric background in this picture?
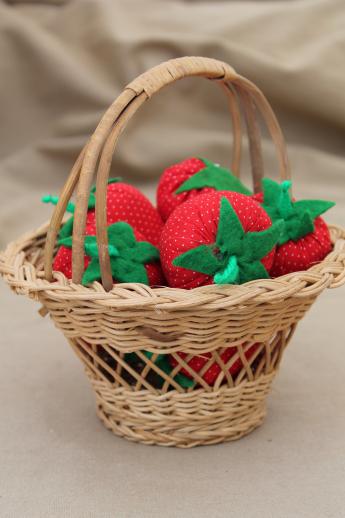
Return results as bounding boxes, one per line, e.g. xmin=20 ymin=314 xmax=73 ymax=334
xmin=0 ymin=1 xmax=344 ymax=517
xmin=1 ymin=0 xmax=345 ymax=245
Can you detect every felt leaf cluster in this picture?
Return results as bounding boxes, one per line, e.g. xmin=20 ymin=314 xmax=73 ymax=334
xmin=260 ymin=178 xmax=335 ymax=244
xmin=173 ymin=197 xmax=283 ymax=284
xmin=176 ymin=158 xmax=251 ymax=196
xmin=58 ymin=222 xmax=159 ymax=285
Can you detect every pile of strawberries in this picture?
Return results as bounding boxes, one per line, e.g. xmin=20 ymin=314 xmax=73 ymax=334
xmin=44 ymin=157 xmax=334 ymax=387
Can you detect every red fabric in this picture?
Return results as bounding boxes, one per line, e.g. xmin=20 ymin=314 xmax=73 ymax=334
xmin=170 ymin=344 xmax=259 ymax=385
xmin=252 ymin=192 xmax=263 ymax=204
xmin=157 ymin=157 xmax=214 ymax=222
xmin=252 ymin=192 xmax=332 ymax=276
xmin=53 ymin=226 xmax=164 ymax=286
xmin=271 ymin=217 xmax=332 ymax=276
xmin=86 ymin=183 xmax=163 ymax=246
xmin=159 ymin=190 xmax=275 ymax=289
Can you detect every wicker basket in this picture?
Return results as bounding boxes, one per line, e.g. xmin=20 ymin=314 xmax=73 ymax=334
xmin=1 ymin=57 xmax=345 ymax=448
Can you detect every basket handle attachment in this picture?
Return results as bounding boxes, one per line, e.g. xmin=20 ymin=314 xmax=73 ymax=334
xmin=43 ymin=56 xmax=290 ymax=291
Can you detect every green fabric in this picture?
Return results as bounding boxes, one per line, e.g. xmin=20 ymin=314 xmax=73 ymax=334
xmin=216 ymin=193 xmax=246 ymax=255
xmin=41 ymin=195 xmax=75 ymax=214
xmin=58 ymin=216 xmax=74 ymax=239
xmin=260 ymin=178 xmax=335 ymax=244
xmin=213 ymin=255 xmax=239 ymax=284
xmin=172 ymin=245 xmax=221 ymax=277
xmin=173 ymin=197 xmax=283 ymax=284
xmin=84 ymin=240 xmax=119 ymax=259
xmin=42 ymin=195 xmax=75 ymax=238
xmin=124 ymin=351 xmax=194 ymax=389
xmin=58 ymin=221 xmax=159 ymax=286
xmin=42 ymin=177 xmax=121 ymax=239
xmin=293 ymin=199 xmax=335 ymax=220
xmin=175 ymin=158 xmax=252 ymax=196
xmin=277 ymin=180 xmax=294 ymax=219
xmin=139 ymin=352 xmax=194 ymax=389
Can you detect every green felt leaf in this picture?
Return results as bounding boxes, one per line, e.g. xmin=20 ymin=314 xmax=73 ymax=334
xmin=293 ymin=199 xmax=335 ymax=220
xmin=241 ymin=220 xmax=284 ymax=262
xmin=133 ymin=241 xmax=160 ymax=263
xmin=83 ymin=237 xmax=119 ymax=259
xmin=152 ymin=353 xmax=195 ymax=388
xmin=84 ymin=239 xmax=99 ymax=258
xmin=262 ymin=178 xmax=286 ymax=207
xmin=59 ymin=235 xmax=98 ymax=254
xmin=277 ymin=181 xmax=294 ymax=218
xmin=214 ymin=255 xmax=240 ymax=285
xmin=173 ymin=245 xmax=221 ymax=276
xmin=176 ymin=160 xmax=251 ymax=196
xmin=173 ymin=371 xmax=195 ymax=388
xmin=239 ymin=260 xmax=270 ymax=283
xmin=262 ymin=180 xmax=294 ymax=221
xmin=58 ymin=235 xmax=73 ymax=247
xmin=82 ymin=257 xmax=102 ymax=284
xmin=59 ymin=216 xmax=74 ymax=239
xmin=216 ymin=197 xmax=245 ymax=255
xmin=110 ymin=256 xmax=149 ymax=284
xmin=283 ymin=211 xmax=314 ymax=243
xmin=260 ymin=204 xmax=279 ymax=223
xmin=87 ymin=193 xmax=96 ymax=209
xmin=107 ymin=222 xmax=137 ymax=250
xmin=83 ymin=256 xmax=149 ymax=286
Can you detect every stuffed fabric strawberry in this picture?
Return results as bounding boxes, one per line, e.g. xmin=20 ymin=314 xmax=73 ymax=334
xmin=159 ymin=191 xmax=282 ymax=289
xmin=157 ymin=157 xmax=251 ymax=222
xmin=253 ymin=179 xmax=334 ymax=276
xmin=43 ymin=178 xmax=163 ymax=245
xmin=54 ymin=221 xmax=164 ymax=286
xmin=170 ymin=343 xmax=259 ymax=386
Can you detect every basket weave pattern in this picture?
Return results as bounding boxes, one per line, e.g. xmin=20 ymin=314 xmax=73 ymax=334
xmin=1 ymin=57 xmax=345 ymax=447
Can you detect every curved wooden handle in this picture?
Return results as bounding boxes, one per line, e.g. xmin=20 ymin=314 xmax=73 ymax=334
xmin=43 ymin=56 xmax=290 ymax=291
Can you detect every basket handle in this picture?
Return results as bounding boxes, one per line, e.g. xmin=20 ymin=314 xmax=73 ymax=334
xmin=43 ymin=56 xmax=290 ymax=291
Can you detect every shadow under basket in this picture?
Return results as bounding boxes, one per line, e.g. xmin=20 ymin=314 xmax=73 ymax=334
xmin=1 ymin=57 xmax=345 ymax=447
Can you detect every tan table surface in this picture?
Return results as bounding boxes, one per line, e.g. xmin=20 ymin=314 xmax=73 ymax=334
xmin=1 ymin=277 xmax=344 ymax=518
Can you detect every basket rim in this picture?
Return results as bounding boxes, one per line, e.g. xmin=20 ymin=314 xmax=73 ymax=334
xmin=1 ymin=221 xmax=345 ymax=311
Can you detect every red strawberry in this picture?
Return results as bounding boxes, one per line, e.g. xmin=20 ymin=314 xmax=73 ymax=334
xmin=159 ymin=190 xmax=282 ymax=289
xmin=170 ymin=343 xmax=259 ymax=386
xmin=44 ymin=179 xmax=163 ymax=246
xmin=253 ymin=179 xmax=334 ymax=276
xmin=156 ymin=157 xmax=251 ymax=222
xmin=53 ymin=221 xmax=164 ymax=286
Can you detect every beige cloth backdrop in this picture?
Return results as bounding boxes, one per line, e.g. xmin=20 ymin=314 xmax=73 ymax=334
xmin=0 ymin=1 xmax=345 ymax=517
xmin=1 ymin=0 xmax=345 ymax=246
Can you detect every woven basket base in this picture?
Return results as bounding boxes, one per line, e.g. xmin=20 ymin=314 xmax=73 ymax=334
xmin=89 ymin=371 xmax=275 ymax=447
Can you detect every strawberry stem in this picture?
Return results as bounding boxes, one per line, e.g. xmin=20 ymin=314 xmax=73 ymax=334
xmin=42 ymin=195 xmax=75 ymax=214
xmin=214 ymin=255 xmax=239 ymax=284
xmin=277 ymin=180 xmax=293 ymax=219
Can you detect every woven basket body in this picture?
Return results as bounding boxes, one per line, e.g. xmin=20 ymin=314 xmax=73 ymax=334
xmin=1 ymin=57 xmax=345 ymax=447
